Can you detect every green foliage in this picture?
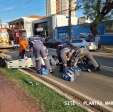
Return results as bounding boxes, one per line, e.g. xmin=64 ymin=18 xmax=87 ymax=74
xmin=77 ymin=0 xmax=113 ymax=35
xmin=83 ymin=0 xmax=101 ymax=20
xmin=78 ymin=0 xmax=113 ymax=22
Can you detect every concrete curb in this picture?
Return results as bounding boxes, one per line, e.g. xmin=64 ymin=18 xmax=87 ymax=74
xmin=19 ymin=69 xmax=92 ymax=112
xmin=19 ymin=69 xmax=113 ymax=112
xmin=102 ymin=46 xmax=113 ymax=53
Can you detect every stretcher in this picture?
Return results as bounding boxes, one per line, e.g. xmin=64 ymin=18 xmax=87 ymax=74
xmin=7 ymin=58 xmax=36 ymax=68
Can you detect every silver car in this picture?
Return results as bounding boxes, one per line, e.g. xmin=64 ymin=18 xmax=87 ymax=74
xmin=71 ymin=39 xmax=88 ymax=48
xmin=80 ymin=33 xmax=99 ymax=50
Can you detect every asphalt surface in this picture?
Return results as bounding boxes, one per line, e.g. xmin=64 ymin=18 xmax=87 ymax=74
xmin=1 ymin=48 xmax=113 ymax=108
xmin=95 ymin=56 xmax=113 ymax=68
xmin=1 ymin=48 xmax=113 ymax=74
xmin=1 ymin=48 xmax=113 ymax=76
xmin=1 ymin=48 xmax=113 ymax=70
xmin=49 ymin=71 xmax=113 ymax=102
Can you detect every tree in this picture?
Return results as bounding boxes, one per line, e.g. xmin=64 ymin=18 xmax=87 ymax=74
xmin=77 ymin=0 xmax=113 ymax=37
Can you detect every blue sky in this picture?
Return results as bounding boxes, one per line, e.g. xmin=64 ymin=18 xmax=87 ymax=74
xmin=0 ymin=0 xmax=83 ymax=23
xmin=0 ymin=0 xmax=46 ymax=22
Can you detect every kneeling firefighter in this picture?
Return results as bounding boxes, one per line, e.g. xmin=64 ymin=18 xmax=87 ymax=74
xmin=29 ymin=36 xmax=52 ymax=73
xmin=59 ymin=43 xmax=100 ymax=72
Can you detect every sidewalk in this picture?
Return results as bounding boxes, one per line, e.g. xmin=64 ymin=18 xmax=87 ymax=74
xmin=100 ymin=45 xmax=113 ymax=53
xmin=91 ymin=52 xmax=113 ymax=58
xmin=0 ymin=74 xmax=41 ymax=112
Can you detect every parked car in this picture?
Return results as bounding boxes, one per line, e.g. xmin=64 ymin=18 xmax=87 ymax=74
xmin=68 ymin=39 xmax=99 ymax=51
xmin=86 ymin=40 xmax=98 ymax=50
xmin=44 ymin=38 xmax=62 ymax=48
xmin=70 ymin=39 xmax=88 ymax=48
xmin=80 ymin=33 xmax=99 ymax=50
xmin=45 ymin=37 xmax=99 ymax=51
xmin=45 ymin=38 xmax=87 ymax=49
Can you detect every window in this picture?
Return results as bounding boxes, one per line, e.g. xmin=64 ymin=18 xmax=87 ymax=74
xmin=58 ymin=32 xmax=68 ymax=42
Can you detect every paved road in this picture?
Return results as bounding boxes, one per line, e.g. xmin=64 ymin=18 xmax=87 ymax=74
xmin=95 ymin=56 xmax=113 ymax=68
xmin=1 ymin=48 xmax=113 ymax=73
xmin=49 ymin=70 xmax=113 ymax=108
xmin=1 ymin=48 xmax=113 ymax=108
xmin=47 ymin=48 xmax=113 ymax=72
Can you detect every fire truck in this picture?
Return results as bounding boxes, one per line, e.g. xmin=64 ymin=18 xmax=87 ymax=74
xmin=0 ymin=28 xmax=10 ymax=48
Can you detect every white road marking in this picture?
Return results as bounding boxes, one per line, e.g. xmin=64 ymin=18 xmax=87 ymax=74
xmin=101 ymin=65 xmax=113 ymax=72
xmin=91 ymin=52 xmax=113 ymax=58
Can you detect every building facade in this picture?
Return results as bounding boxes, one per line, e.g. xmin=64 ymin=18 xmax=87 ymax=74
xmin=46 ymin=0 xmax=56 ymax=16
xmin=32 ymin=15 xmax=78 ymax=39
xmin=8 ymin=16 xmax=44 ymax=43
xmin=0 ymin=23 xmax=9 ymax=29
xmin=56 ymin=22 xmax=113 ymax=45
xmin=46 ymin=0 xmax=76 ymax=16
xmin=9 ymin=16 xmax=44 ymax=38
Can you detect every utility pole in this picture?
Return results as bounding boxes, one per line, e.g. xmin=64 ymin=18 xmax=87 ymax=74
xmin=0 ymin=18 xmax=2 ymax=28
xmin=68 ymin=0 xmax=72 ymax=42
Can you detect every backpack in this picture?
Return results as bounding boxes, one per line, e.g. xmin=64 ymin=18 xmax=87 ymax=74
xmin=0 ymin=57 xmax=6 ymax=67
xmin=37 ymin=66 xmax=49 ymax=75
xmin=62 ymin=67 xmax=80 ymax=82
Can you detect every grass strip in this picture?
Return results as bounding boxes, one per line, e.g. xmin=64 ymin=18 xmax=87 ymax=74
xmin=0 ymin=68 xmax=87 ymax=112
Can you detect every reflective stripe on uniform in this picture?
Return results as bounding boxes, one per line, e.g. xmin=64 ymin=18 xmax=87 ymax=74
xmin=35 ymin=57 xmax=42 ymax=60
xmin=43 ymin=56 xmax=48 ymax=59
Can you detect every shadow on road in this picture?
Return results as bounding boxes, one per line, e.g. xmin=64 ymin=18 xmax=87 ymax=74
xmin=96 ymin=69 xmax=113 ymax=78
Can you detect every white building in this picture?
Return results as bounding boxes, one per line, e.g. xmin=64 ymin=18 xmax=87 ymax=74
xmin=9 ymin=16 xmax=44 ymax=38
xmin=61 ymin=0 xmax=76 ymax=16
xmin=78 ymin=16 xmax=92 ymax=24
xmin=46 ymin=0 xmax=76 ymax=17
xmin=46 ymin=0 xmax=56 ymax=16
xmin=0 ymin=23 xmax=9 ymax=28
